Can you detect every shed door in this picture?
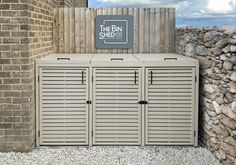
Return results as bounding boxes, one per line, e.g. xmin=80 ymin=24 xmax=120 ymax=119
xmin=39 ymin=67 xmax=89 ymax=145
xmin=145 ymin=67 xmax=196 ymax=145
xmin=93 ymin=68 xmax=142 ymax=145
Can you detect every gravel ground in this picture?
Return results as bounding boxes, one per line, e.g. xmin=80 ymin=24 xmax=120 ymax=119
xmin=0 ymin=146 xmax=221 ymax=165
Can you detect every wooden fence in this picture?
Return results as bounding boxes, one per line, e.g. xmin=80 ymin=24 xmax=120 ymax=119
xmin=53 ymin=8 xmax=175 ymax=53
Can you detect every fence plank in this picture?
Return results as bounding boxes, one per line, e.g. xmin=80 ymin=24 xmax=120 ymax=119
xmin=128 ymin=8 xmax=133 ymax=54
xmin=53 ymin=8 xmax=59 ymax=53
xmin=58 ymin=8 xmax=64 ymax=53
xmin=91 ymin=9 xmax=96 ymax=53
xmin=70 ymin=8 xmax=75 ymax=53
xmin=160 ymin=8 xmax=165 ymax=52
xmin=150 ymin=8 xmax=154 ymax=53
xmin=170 ymin=8 xmax=175 ymax=53
xmin=54 ymin=8 xmax=175 ymax=54
xmin=139 ymin=8 xmax=144 ymax=53
xmin=133 ymin=8 xmax=138 ymax=53
xmin=75 ymin=8 xmax=81 ymax=53
xmin=154 ymin=8 xmax=160 ymax=52
xmin=96 ymin=8 xmax=102 ymax=54
xmin=144 ymin=8 xmax=150 ymax=53
xmin=64 ymin=8 xmax=70 ymax=53
xmin=80 ymin=8 xmax=86 ymax=53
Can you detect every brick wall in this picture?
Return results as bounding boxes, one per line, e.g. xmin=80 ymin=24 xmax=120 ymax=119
xmin=0 ymin=0 xmax=87 ymax=152
xmin=58 ymin=0 xmax=87 ymax=7
xmin=0 ymin=0 xmax=55 ymax=151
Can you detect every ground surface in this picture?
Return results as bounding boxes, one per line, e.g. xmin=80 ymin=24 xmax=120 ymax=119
xmin=0 ymin=146 xmax=221 ymax=165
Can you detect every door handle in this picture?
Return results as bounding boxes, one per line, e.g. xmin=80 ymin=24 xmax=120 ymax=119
xmin=150 ymin=71 xmax=153 ymax=84
xmin=82 ymin=71 xmax=84 ymax=84
xmin=138 ymin=101 xmax=148 ymax=104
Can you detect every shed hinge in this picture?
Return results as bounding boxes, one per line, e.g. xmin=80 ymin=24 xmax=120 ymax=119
xmin=195 ymin=76 xmax=197 ymax=82
xmin=38 ymin=75 xmax=40 ymax=82
xmin=86 ymin=100 xmax=92 ymax=104
xmin=38 ymin=130 xmax=40 ymax=137
xmin=92 ymin=76 xmax=93 ymax=83
xmin=92 ymin=131 xmax=93 ymax=137
xmin=138 ymin=100 xmax=148 ymax=104
xmin=194 ymin=131 xmax=196 ymax=137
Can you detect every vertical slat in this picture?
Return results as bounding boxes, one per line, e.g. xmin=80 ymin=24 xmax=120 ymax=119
xmin=165 ymin=8 xmax=169 ymax=53
xmin=64 ymin=8 xmax=70 ymax=53
xmin=91 ymin=9 xmax=96 ymax=53
xmin=80 ymin=8 xmax=86 ymax=53
xmin=58 ymin=8 xmax=64 ymax=53
xmin=133 ymin=8 xmax=138 ymax=53
xmin=85 ymin=8 xmax=90 ymax=53
xmin=128 ymin=8 xmax=133 ymax=54
xmin=169 ymin=8 xmax=175 ymax=53
xmin=144 ymin=8 xmax=150 ymax=53
xmin=96 ymin=8 xmax=102 ymax=54
xmin=75 ymin=8 xmax=81 ymax=53
xmin=154 ymin=8 xmax=160 ymax=52
xmin=100 ymin=8 xmax=106 ymax=54
xmin=70 ymin=8 xmax=75 ymax=53
xmin=139 ymin=8 xmax=144 ymax=53
xmin=159 ymin=8 xmax=165 ymax=52
xmin=53 ymin=8 xmax=59 ymax=53
xmin=149 ymin=8 xmax=155 ymax=53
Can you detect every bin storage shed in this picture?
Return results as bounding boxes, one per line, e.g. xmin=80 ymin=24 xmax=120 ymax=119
xmin=36 ymin=54 xmax=93 ymax=146
xmin=36 ymin=53 xmax=199 ymax=146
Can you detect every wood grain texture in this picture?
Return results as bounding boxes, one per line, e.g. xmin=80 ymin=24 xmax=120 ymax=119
xmin=54 ymin=8 xmax=175 ymax=53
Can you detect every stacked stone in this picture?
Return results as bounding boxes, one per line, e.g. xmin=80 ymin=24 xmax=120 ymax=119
xmin=176 ymin=27 xmax=236 ymax=165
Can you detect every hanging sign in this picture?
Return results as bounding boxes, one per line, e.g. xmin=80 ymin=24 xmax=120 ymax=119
xmin=95 ymin=15 xmax=134 ymax=49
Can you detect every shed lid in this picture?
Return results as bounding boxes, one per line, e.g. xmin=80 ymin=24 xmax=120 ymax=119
xmin=134 ymin=53 xmax=199 ymax=66
xmin=37 ymin=54 xmax=94 ymax=64
xmin=91 ymin=54 xmax=142 ymax=66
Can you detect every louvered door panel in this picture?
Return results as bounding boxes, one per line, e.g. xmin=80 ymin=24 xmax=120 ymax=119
xmin=93 ymin=68 xmax=141 ymax=145
xmin=145 ymin=67 xmax=195 ymax=145
xmin=39 ymin=67 xmax=89 ymax=145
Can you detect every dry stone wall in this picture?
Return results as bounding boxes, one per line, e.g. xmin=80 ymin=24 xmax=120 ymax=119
xmin=176 ymin=27 xmax=236 ymax=165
